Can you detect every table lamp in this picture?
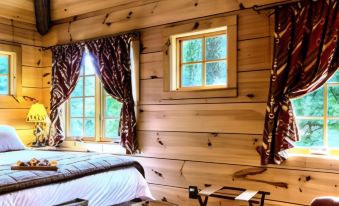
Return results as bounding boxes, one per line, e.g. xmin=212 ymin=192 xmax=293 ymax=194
xmin=26 ymin=103 xmax=50 ymax=147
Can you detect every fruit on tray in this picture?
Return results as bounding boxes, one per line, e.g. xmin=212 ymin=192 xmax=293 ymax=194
xmin=16 ymin=158 xmax=58 ymax=167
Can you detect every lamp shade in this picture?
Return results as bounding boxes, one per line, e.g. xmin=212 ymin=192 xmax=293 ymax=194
xmin=26 ymin=103 xmax=50 ymax=123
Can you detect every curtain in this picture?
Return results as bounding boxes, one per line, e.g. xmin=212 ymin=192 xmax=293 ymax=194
xmin=48 ymin=43 xmax=84 ymax=146
xmin=259 ymin=0 xmax=339 ymax=165
xmin=86 ymin=33 xmax=139 ymax=154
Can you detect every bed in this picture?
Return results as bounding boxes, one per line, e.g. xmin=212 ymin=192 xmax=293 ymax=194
xmin=0 ymin=126 xmax=153 ymax=206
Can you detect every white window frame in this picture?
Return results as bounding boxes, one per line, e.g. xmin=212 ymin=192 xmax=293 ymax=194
xmin=290 ymin=71 xmax=339 ymax=155
xmin=0 ymin=43 xmax=22 ymax=97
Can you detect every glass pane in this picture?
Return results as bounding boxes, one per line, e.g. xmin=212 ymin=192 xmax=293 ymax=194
xmin=206 ymin=35 xmax=227 ymax=60
xmin=84 ymin=118 xmax=95 ymax=137
xmin=182 ymin=39 xmax=202 ymax=63
xmin=70 ymin=118 xmax=83 ymax=137
xmin=84 ymin=76 xmax=95 ymax=96
xmin=106 ymin=96 xmax=122 ymax=117
xmin=0 ymin=55 xmax=9 ymax=74
xmin=0 ymin=76 xmax=8 ymax=95
xmin=181 ymin=64 xmax=202 ymax=87
xmin=328 ymin=70 xmax=339 ymax=83
xmin=291 ymin=87 xmax=324 ymax=116
xmin=105 ymin=119 xmax=120 ymax=138
xmin=83 ymin=54 xmax=96 ymax=75
xmin=84 ymin=97 xmax=95 ymax=117
xmin=206 ymin=61 xmax=227 ymax=86
xmin=71 ymin=77 xmax=83 ymax=97
xmin=70 ymin=98 xmax=83 ymax=117
xmin=328 ymin=86 xmax=339 ymax=117
xmin=295 ymin=119 xmax=323 ymax=147
xmin=328 ymin=120 xmax=339 ymax=148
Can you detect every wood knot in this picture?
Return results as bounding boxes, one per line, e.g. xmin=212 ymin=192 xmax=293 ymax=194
xmin=152 ymin=169 xmax=163 ymax=177
xmin=194 ymin=2 xmax=198 ymax=6
xmin=157 ymin=137 xmax=164 ymax=146
xmin=64 ymin=8 xmax=67 ymax=12
xmin=210 ymin=133 xmax=218 ymax=137
xmin=150 ymin=75 xmax=158 ymax=79
xmin=247 ymin=94 xmax=255 ymax=98
xmin=127 ymin=11 xmax=133 ymax=19
xmin=207 ymin=139 xmax=212 ymax=147
xmin=239 ymin=3 xmax=245 ymax=9
xmin=193 ymin=22 xmax=200 ymax=30
xmin=161 ymin=197 xmax=167 ymax=202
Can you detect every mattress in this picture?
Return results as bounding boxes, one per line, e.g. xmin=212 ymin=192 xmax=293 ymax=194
xmin=0 ymin=150 xmax=153 ymax=206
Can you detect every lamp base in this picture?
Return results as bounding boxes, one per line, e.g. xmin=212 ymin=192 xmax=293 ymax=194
xmin=31 ymin=141 xmax=45 ymax=147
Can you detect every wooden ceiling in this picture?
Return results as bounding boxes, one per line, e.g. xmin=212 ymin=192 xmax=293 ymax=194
xmin=0 ymin=0 xmax=283 ymax=25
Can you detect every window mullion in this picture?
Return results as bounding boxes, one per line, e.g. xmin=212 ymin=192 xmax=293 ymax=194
xmin=95 ymin=76 xmax=101 ymax=141
xmin=324 ymin=83 xmax=328 ymax=149
xmin=202 ymin=37 xmax=206 ymax=87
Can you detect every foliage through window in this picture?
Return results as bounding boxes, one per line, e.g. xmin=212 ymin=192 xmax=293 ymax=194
xmin=291 ymin=70 xmax=339 ymax=150
xmin=67 ymin=51 xmax=122 ymax=141
xmin=0 ymin=53 xmax=10 ymax=95
xmin=177 ymin=30 xmax=227 ymax=90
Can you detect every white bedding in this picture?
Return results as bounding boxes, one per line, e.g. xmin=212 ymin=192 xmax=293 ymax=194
xmin=0 ymin=150 xmax=153 ymax=206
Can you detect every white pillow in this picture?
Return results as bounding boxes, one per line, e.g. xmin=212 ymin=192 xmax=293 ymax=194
xmin=0 ymin=125 xmax=25 ymax=152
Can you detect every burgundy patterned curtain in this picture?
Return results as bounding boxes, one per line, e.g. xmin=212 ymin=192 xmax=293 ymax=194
xmin=86 ymin=33 xmax=138 ymax=154
xmin=48 ymin=43 xmax=85 ymax=146
xmin=259 ymin=0 xmax=339 ymax=165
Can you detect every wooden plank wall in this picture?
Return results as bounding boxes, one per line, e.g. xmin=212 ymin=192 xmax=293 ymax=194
xmin=0 ymin=17 xmax=44 ymax=145
xmin=40 ymin=2 xmax=339 ymax=206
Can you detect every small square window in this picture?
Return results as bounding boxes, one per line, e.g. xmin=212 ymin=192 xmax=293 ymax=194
xmin=0 ymin=43 xmax=21 ymax=97
xmin=177 ymin=31 xmax=228 ymax=90
xmin=165 ymin=15 xmax=237 ymax=97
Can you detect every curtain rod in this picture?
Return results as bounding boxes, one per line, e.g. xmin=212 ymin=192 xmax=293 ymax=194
xmin=42 ymin=30 xmax=139 ymax=51
xmin=252 ymin=0 xmax=301 ymax=11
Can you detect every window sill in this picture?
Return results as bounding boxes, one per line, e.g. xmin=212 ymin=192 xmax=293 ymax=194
xmin=279 ymin=149 xmax=339 ymax=172
xmin=60 ymin=140 xmax=126 ymax=155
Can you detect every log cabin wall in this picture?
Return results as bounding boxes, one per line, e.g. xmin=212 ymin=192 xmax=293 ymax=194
xmin=40 ymin=1 xmax=339 ymax=205
xmin=0 ymin=9 xmax=46 ymax=145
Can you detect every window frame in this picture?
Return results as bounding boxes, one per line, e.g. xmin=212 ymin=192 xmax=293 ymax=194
xmin=176 ymin=30 xmax=228 ymax=91
xmin=290 ymin=71 xmax=339 ymax=155
xmin=65 ymin=58 xmax=121 ymax=143
xmin=0 ymin=43 xmax=22 ymax=97
xmin=163 ymin=15 xmax=237 ymax=99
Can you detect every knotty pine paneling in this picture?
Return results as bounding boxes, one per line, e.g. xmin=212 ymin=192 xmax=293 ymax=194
xmin=43 ymin=4 xmax=272 ymax=46
xmin=22 ymin=45 xmax=43 ymax=67
xmin=138 ymin=103 xmax=266 ymax=134
xmin=22 ymin=66 xmax=42 ymax=87
xmin=0 ymin=0 xmax=35 ymax=24
xmin=137 ymin=131 xmax=262 ymax=165
xmin=42 ymin=67 xmax=52 ymax=88
xmin=134 ymin=157 xmax=339 ymax=205
xmin=0 ymin=23 xmax=42 ymax=46
xmin=140 ymin=69 xmax=270 ymax=105
xmin=0 ymin=109 xmax=33 ymax=129
xmin=38 ymin=4 xmax=337 ymax=206
xmin=0 ymin=21 xmax=43 ymax=145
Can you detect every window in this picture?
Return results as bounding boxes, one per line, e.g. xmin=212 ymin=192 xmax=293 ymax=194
xmin=0 ymin=54 xmax=10 ymax=95
xmin=0 ymin=43 xmax=21 ymax=96
xmin=67 ymin=52 xmax=122 ymax=141
xmin=165 ymin=15 xmax=237 ymax=98
xmin=177 ymin=31 xmax=227 ymax=90
xmin=291 ymin=70 xmax=339 ymax=154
